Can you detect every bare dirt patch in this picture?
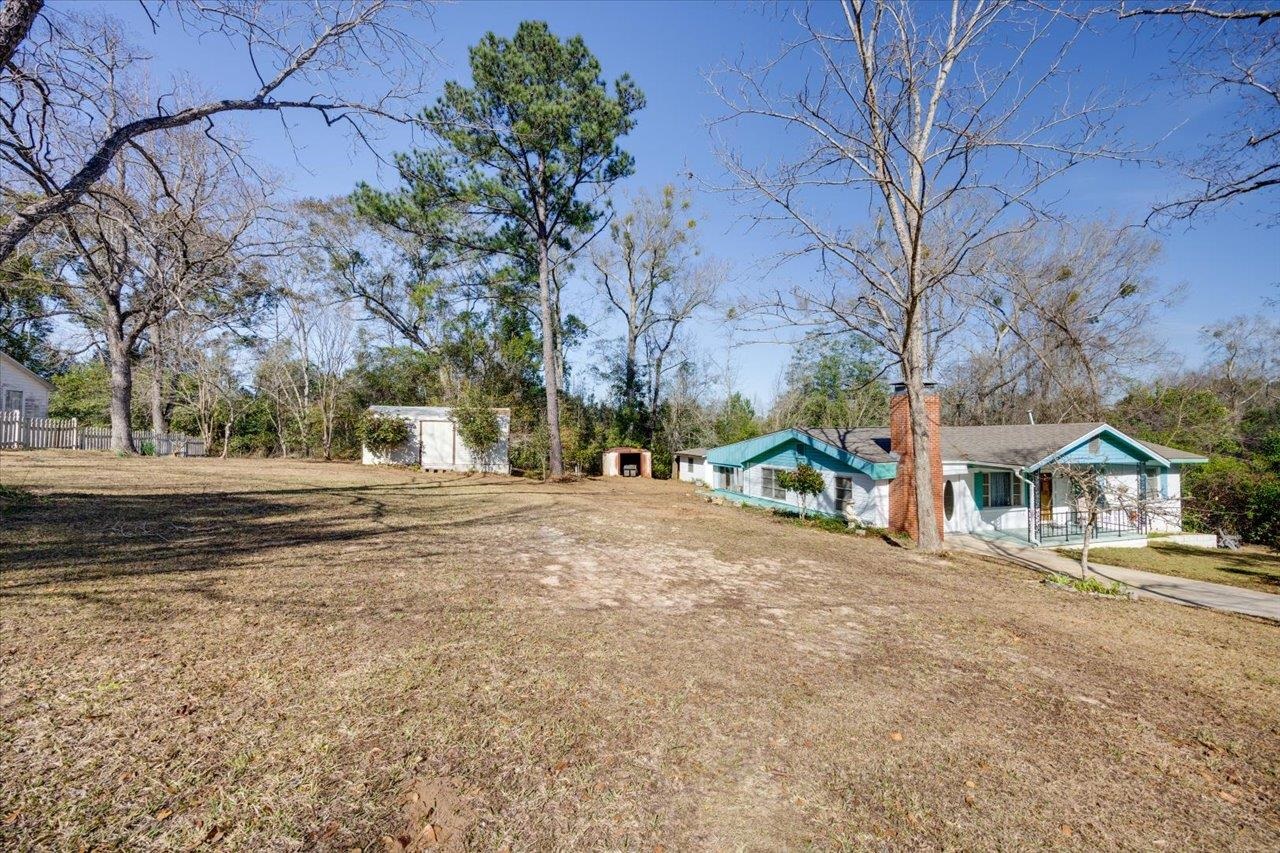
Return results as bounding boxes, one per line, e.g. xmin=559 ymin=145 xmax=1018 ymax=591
xmin=1 ymin=451 xmax=1278 ymax=850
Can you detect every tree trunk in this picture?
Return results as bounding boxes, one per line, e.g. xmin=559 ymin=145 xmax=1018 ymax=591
xmin=1079 ymin=526 xmax=1091 ymax=580
xmin=648 ymin=348 xmax=664 ymax=447
xmin=150 ymin=360 xmax=167 ymax=435
xmin=105 ymin=322 xmax=136 ymax=454
xmin=538 ymin=236 xmax=564 ymax=477
xmin=904 ymin=331 xmax=941 ymax=552
xmin=0 ymin=0 xmax=41 ymax=69
xmin=624 ymin=330 xmax=638 ymax=413
xmin=221 ymin=419 xmax=232 ymax=459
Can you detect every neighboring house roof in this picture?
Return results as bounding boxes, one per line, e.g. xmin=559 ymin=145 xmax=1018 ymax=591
xmin=675 ymin=447 xmax=709 ymax=457
xmin=0 ymin=351 xmax=55 ymax=390
xmin=706 ymin=421 xmax=1206 ymax=479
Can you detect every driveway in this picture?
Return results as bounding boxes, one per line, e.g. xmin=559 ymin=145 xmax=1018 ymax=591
xmin=951 ymin=534 xmax=1280 ymax=622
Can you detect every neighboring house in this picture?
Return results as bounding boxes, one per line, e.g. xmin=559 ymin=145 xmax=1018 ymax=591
xmin=362 ymin=405 xmax=511 ymax=474
xmin=0 ymin=351 xmax=53 ymax=419
xmin=704 ymin=383 xmax=1208 ymax=547
xmin=673 ymin=448 xmax=709 ymax=484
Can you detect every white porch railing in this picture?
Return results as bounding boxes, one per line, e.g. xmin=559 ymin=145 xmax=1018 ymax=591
xmin=0 ymin=411 xmax=205 ymax=456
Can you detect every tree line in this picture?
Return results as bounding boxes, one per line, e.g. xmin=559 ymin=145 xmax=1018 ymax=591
xmin=1 ymin=1 xmax=1277 ymax=545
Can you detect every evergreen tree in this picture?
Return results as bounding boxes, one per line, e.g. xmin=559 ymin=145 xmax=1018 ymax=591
xmin=355 ymin=21 xmax=643 ymax=477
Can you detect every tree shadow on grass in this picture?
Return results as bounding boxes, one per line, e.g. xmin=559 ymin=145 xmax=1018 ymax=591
xmin=1150 ymin=543 xmax=1280 ymax=590
xmin=0 ymin=482 xmax=559 ymax=596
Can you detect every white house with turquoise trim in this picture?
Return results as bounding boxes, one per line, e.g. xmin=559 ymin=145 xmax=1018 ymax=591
xmin=703 ymin=385 xmax=1207 ymax=547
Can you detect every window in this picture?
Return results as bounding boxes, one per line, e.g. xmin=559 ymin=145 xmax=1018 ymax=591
xmin=944 ymin=480 xmax=955 ymax=521
xmin=976 ymin=471 xmax=1021 ymax=508
xmin=761 ymin=467 xmax=786 ymax=500
xmin=835 ymin=476 xmax=852 ymax=513
xmin=1143 ymin=466 xmax=1163 ymax=499
xmin=715 ymin=465 xmax=733 ymax=490
xmin=3 ymin=389 xmax=21 ymax=413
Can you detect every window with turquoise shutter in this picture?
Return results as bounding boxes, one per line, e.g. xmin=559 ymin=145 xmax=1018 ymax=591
xmin=974 ymin=472 xmax=985 ymax=507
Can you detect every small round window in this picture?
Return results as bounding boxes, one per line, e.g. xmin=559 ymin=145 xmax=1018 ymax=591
xmin=944 ymin=480 xmax=955 ymax=521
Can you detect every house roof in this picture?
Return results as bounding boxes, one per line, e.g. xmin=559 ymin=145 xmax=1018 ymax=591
xmin=0 ymin=351 xmax=55 ymax=390
xmin=800 ymin=428 xmax=896 ymax=463
xmin=939 ymin=423 xmax=1207 ymax=467
xmin=719 ymin=421 xmax=1207 ymax=475
xmin=675 ymin=447 xmax=708 ymax=457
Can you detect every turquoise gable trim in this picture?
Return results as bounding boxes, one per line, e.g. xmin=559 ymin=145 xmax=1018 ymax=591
xmin=710 ymin=488 xmax=843 ymax=520
xmin=706 ymin=428 xmax=896 ymax=480
xmin=1029 ymin=425 xmax=1169 ymax=471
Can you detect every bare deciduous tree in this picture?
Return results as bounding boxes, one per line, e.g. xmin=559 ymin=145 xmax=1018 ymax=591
xmin=712 ymin=0 xmax=1129 ymax=551
xmin=0 ymin=0 xmax=433 ymax=263
xmin=946 ymin=222 xmax=1172 ymax=425
xmin=1048 ymin=462 xmax=1179 ymax=578
xmin=48 ymin=123 xmax=268 ymax=452
xmin=592 ymin=184 xmax=723 ymax=441
xmin=1120 ymin=2 xmax=1280 ymax=222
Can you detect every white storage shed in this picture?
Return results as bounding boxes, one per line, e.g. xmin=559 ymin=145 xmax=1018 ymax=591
xmin=362 ymin=405 xmax=511 ymax=474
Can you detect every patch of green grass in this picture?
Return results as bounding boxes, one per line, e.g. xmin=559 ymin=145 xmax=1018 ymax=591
xmin=1046 ymin=573 xmax=1128 ymax=597
xmin=0 ymin=483 xmax=35 ymax=515
xmin=1069 ymin=542 xmax=1280 ymax=594
xmin=766 ymin=506 xmax=889 ymax=538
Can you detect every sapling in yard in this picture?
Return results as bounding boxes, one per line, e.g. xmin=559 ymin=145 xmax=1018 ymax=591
xmin=777 ymin=463 xmax=825 ymax=520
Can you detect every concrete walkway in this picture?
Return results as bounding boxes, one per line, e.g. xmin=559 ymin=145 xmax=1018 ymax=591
xmin=950 ymin=534 xmax=1280 ymax=623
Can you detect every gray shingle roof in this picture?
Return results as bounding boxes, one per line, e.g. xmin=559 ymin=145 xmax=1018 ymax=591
xmin=798 ymin=422 xmax=1205 ymax=468
xmin=675 ymin=447 xmax=709 ymax=457
xmin=800 ymin=428 xmax=896 ymax=463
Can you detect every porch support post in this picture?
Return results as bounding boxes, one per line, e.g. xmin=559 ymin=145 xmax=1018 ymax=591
xmin=1027 ymin=470 xmax=1039 ymax=545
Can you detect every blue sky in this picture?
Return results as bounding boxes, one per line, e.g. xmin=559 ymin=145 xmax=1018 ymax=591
xmin=87 ymin=0 xmax=1278 ymax=408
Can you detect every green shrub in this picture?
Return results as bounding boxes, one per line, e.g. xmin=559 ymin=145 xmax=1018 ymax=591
xmin=1185 ymin=457 xmax=1280 ymax=547
xmin=776 ymin=463 xmax=825 ymax=518
xmin=358 ymin=413 xmax=410 ymax=454
xmin=452 ymin=393 xmax=501 ymax=457
xmin=1046 ymin=573 xmax=1128 ymax=597
xmin=139 ymin=440 xmax=156 ymax=456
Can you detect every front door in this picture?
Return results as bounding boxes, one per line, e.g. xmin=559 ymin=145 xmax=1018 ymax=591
xmin=1038 ymin=473 xmax=1053 ymax=521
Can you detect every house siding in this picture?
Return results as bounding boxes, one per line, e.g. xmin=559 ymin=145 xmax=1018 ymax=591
xmin=0 ymin=354 xmax=51 ymax=419
xmin=718 ymin=437 xmax=890 ymax=526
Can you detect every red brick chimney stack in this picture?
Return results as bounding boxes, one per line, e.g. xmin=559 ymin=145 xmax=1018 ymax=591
xmin=888 ymin=381 xmax=945 ymax=543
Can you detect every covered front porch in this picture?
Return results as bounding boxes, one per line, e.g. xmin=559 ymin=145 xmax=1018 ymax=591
xmin=964 ymin=461 xmax=1171 ymax=548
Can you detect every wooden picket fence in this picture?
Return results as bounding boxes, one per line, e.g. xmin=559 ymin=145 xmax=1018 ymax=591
xmin=0 ymin=411 xmax=205 ymax=456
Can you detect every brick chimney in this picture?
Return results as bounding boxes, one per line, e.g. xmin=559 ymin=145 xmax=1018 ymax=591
xmin=888 ymin=381 xmax=944 ymax=542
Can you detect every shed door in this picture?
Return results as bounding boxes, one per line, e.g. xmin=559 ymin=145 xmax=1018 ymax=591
xmin=420 ymin=420 xmax=454 ymax=468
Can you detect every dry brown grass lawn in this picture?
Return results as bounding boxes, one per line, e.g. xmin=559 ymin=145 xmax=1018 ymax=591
xmin=1 ymin=451 xmax=1278 ymax=851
